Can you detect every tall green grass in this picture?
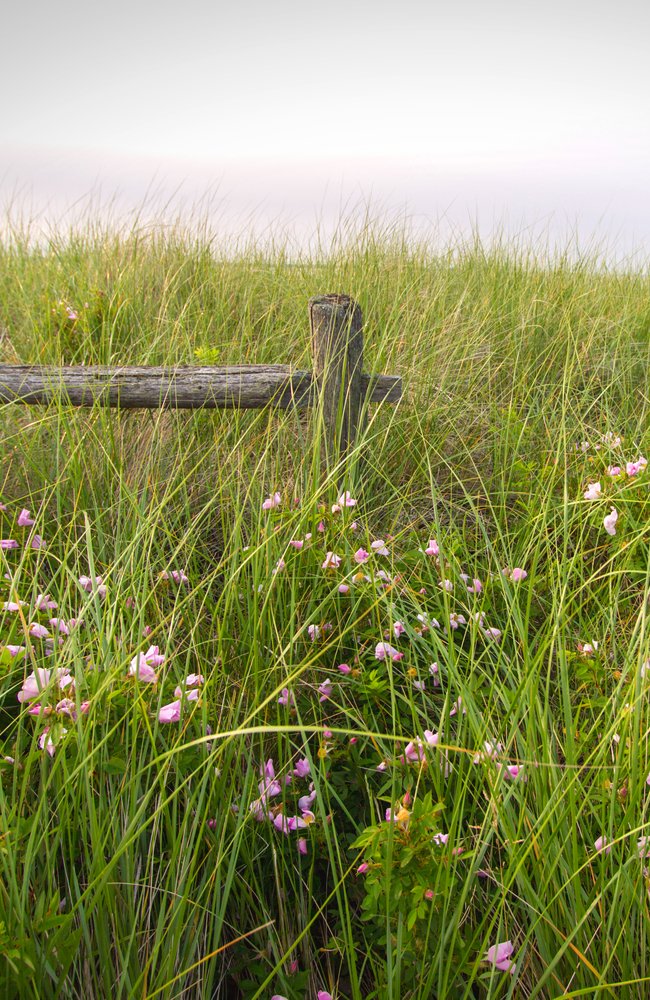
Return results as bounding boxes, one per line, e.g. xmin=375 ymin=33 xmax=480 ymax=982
xmin=0 ymin=215 xmax=649 ymax=999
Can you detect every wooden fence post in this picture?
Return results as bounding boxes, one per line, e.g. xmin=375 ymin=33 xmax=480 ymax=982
xmin=309 ymin=293 xmax=365 ymax=464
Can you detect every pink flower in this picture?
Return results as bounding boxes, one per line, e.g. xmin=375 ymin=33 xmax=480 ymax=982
xmin=278 ymin=687 xmax=295 ymax=707
xmin=129 ymin=645 xmax=165 ymax=683
xmin=158 ymin=699 xmax=182 ymax=723
xmin=467 ymin=577 xmax=482 ymax=593
xmin=510 ymin=567 xmax=527 ymax=583
xmin=483 ymin=626 xmax=502 ymax=641
xmin=337 ymin=491 xmax=356 ymax=507
xmin=423 ymin=729 xmax=439 ymax=746
xmin=594 ymin=835 xmax=611 ymax=854
xmin=374 ymin=641 xmax=403 ymax=662
xmin=433 ymin=832 xmax=449 ymax=846
xmin=30 ymin=535 xmax=46 ymax=550
xmin=583 ymin=482 xmax=602 ymax=500
xmin=485 ymin=940 xmax=515 ymax=974
xmin=35 ymin=593 xmax=57 ymax=611
xmin=337 ymin=662 xmax=351 ymax=674
xmin=307 ymin=624 xmax=321 ymax=641
xmin=3 ymin=600 xmax=26 ymax=611
xmin=371 ymin=539 xmax=389 ymax=556
xmin=293 ymin=757 xmax=310 ymax=778
xmin=262 ymin=492 xmax=282 ymax=509
xmin=626 ymin=457 xmax=647 ymax=476
xmin=603 ymin=507 xmax=618 ymax=535
xmin=79 ymin=575 xmax=106 ymax=597
xmin=393 ymin=621 xmax=406 ymax=638
xmin=17 ymin=509 xmax=35 ymax=527
xmin=29 ymin=622 xmax=50 ymax=639
xmin=354 ymin=547 xmax=370 ymax=564
xmin=289 ymin=539 xmax=304 ymax=550
xmin=318 ymin=678 xmax=333 ymax=701
xmin=317 ymin=992 xmax=333 ymax=1000
xmin=448 ymin=612 xmax=466 ymax=630
xmin=356 ymin=861 xmax=369 ymax=874
xmin=322 ymin=552 xmax=341 ymax=569
xmin=4 ymin=644 xmax=25 ymax=657
xmin=428 ymin=663 xmax=440 ymax=686
xmin=338 ymin=583 xmax=350 ymax=594
xmin=606 ymin=465 xmax=622 ymax=477
xmin=160 ymin=569 xmax=189 ymax=585
xmin=297 ymin=837 xmax=308 ymax=855
xmin=1 ymin=540 xmax=18 ymax=550
xmin=17 ymin=668 xmax=51 ymax=702
xmin=449 ymin=696 xmax=466 ymax=716
xmin=39 ymin=727 xmax=67 ymax=757
xmin=424 ymin=539 xmax=439 ymax=556
xmin=438 ymin=578 xmax=453 ymax=592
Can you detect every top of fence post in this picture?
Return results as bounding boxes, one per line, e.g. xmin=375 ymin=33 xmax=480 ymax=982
xmin=309 ymin=294 xmax=365 ymax=469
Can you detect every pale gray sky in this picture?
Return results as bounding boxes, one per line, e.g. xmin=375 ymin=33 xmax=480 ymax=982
xmin=2 ymin=0 xmax=649 ymax=257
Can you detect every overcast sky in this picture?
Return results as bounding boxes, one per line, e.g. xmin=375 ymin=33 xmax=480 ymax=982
xmin=2 ymin=0 xmax=649 ymax=258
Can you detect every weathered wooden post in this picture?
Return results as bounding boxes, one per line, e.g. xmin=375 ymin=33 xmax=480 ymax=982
xmin=309 ymin=293 xmax=365 ymax=464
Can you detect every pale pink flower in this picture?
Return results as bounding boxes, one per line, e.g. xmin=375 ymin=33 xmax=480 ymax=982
xmin=428 ymin=663 xmax=440 ymax=686
xmin=337 ymin=491 xmax=356 ymax=507
xmin=577 ymin=641 xmax=598 ymax=656
xmin=485 ymin=940 xmax=515 ymax=974
xmin=39 ymin=727 xmax=67 ymax=757
xmin=626 ymin=457 xmax=647 ymax=476
xmin=424 ymin=539 xmax=439 ymax=556
xmin=433 ymin=832 xmax=449 ymax=846
xmin=467 ymin=577 xmax=482 ymax=594
xmin=637 ymin=836 xmax=650 ymax=858
xmin=297 ymin=837 xmax=308 ymax=855
xmin=184 ymin=673 xmax=203 ymax=687
xmin=371 ymin=539 xmax=389 ymax=556
xmin=278 ymin=687 xmax=295 ymax=707
xmin=262 ymin=491 xmax=281 ymax=509
xmin=583 ymin=482 xmax=602 ymax=500
xmin=393 ymin=621 xmax=406 ymax=638
xmin=375 ymin=641 xmax=403 ymax=662
xmin=502 ymin=764 xmax=525 ymax=781
xmin=293 ymin=757 xmax=310 ymax=778
xmin=448 ymin=612 xmax=466 ymax=630
xmin=29 ymin=622 xmax=50 ymax=639
xmin=354 ymin=547 xmax=370 ymax=564
xmin=160 ymin=569 xmax=188 ymax=585
xmin=356 ymin=861 xmax=369 ymax=874
xmin=483 ymin=626 xmax=502 ymax=641
xmin=510 ymin=567 xmax=527 ymax=583
xmin=349 ymin=520 xmax=359 ymax=531
xmin=129 ymin=645 xmax=165 ymax=683
xmin=317 ymin=992 xmax=333 ymax=1000
xmin=438 ymin=579 xmax=453 ymax=592
xmin=30 ymin=535 xmax=46 ymax=550
xmin=48 ymin=618 xmax=70 ymax=635
xmin=79 ymin=575 xmax=106 ymax=597
xmin=289 ymin=539 xmax=304 ymax=550
xmin=1 ymin=540 xmax=18 ymax=550
xmin=3 ymin=600 xmax=26 ymax=611
xmin=607 ymin=465 xmax=622 ymax=476
xmin=338 ymin=583 xmax=350 ymax=594
xmin=158 ymin=700 xmax=182 ymax=723
xmin=603 ymin=507 xmax=618 ymax=535
xmin=35 ymin=593 xmax=57 ymax=611
xmin=318 ymin=678 xmax=333 ymax=701
xmin=423 ymin=729 xmax=439 ymax=746
xmin=17 ymin=509 xmax=35 ymax=527
xmin=322 ymin=552 xmax=341 ymax=569
xmin=337 ymin=663 xmax=351 ymax=674
xmin=413 ymin=679 xmax=426 ymax=691
xmin=449 ymin=696 xmax=466 ymax=716
xmin=17 ymin=668 xmax=52 ymax=702
xmin=4 ymin=644 xmax=25 ymax=657
xmin=594 ymin=835 xmax=611 ymax=854
xmin=307 ymin=624 xmax=321 ymax=641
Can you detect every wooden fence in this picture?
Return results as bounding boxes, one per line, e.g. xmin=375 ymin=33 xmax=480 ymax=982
xmin=0 ymin=295 xmax=401 ymax=465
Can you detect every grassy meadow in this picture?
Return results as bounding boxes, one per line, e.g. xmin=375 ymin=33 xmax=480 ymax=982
xmin=1 ymin=218 xmax=650 ymax=999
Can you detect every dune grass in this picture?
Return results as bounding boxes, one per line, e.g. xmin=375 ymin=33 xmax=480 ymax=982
xmin=1 ymin=218 xmax=649 ymax=999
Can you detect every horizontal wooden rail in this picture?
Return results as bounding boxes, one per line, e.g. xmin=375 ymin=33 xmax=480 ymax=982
xmin=0 ymin=363 xmax=402 ymax=410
